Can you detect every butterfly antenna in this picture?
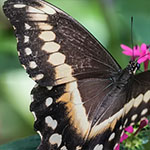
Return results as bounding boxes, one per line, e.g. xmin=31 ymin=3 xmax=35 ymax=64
xmin=131 ymin=16 xmax=134 ymax=49
xmin=131 ymin=16 xmax=134 ymax=60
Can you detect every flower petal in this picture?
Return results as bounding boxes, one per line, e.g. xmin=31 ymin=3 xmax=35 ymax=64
xmin=141 ymin=43 xmax=147 ymax=52
xmin=139 ymin=118 xmax=148 ymax=129
xmin=114 ymin=144 xmax=120 ymax=150
xmin=120 ymin=44 xmax=133 ymax=52
xmin=125 ymin=126 xmax=134 ymax=133
xmin=120 ymin=133 xmax=128 ymax=142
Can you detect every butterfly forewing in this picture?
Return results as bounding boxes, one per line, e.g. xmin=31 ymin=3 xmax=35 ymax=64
xmin=3 ymin=0 xmax=150 ymax=150
xmin=3 ymin=0 xmax=121 ymax=87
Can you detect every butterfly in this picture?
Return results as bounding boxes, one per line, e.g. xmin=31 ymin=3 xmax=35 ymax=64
xmin=3 ymin=0 xmax=150 ymax=150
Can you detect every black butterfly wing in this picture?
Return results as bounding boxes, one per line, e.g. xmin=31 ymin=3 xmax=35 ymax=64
xmin=30 ymin=79 xmax=123 ymax=150
xmin=3 ymin=0 xmax=150 ymax=150
xmin=30 ymin=71 xmax=150 ymax=150
xmin=122 ymin=71 xmax=150 ymax=127
xmin=84 ymin=71 xmax=150 ymax=150
xmin=3 ymin=0 xmax=121 ymax=87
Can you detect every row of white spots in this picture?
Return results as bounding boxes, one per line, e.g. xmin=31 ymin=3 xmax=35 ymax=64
xmin=131 ymin=108 xmax=148 ymax=122
xmin=93 ymin=144 xmax=103 ymax=150
xmin=13 ymin=3 xmax=56 ymax=15
xmin=89 ymin=90 xmax=150 ymax=138
xmin=45 ymin=116 xmax=57 ymax=130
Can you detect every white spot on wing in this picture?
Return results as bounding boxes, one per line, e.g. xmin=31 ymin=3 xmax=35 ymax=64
xmin=55 ymin=64 xmax=73 ymax=80
xmin=141 ymin=108 xmax=148 ymax=116
xmin=93 ymin=144 xmax=103 ymax=150
xmin=14 ymin=4 xmax=26 ymax=8
xmin=131 ymin=114 xmax=138 ymax=121
xmin=32 ymin=74 xmax=44 ymax=81
xmin=24 ymin=36 xmax=29 ymax=43
xmin=124 ymin=98 xmax=134 ymax=114
xmin=108 ymin=132 xmax=115 ymax=141
xmin=143 ymin=90 xmax=150 ymax=103
xmin=134 ymin=94 xmax=143 ymax=107
xmin=25 ymin=23 xmax=31 ymax=30
xmin=27 ymin=6 xmax=45 ymax=13
xmin=25 ymin=47 xmax=32 ymax=55
xmin=39 ymin=31 xmax=56 ymax=41
xmin=42 ymin=42 xmax=60 ymax=53
xmin=123 ymin=118 xmax=128 ymax=127
xmin=37 ymin=22 xmax=53 ymax=30
xmin=47 ymin=86 xmax=53 ymax=90
xmin=45 ymin=116 xmax=57 ymax=130
xmin=76 ymin=146 xmax=82 ymax=150
xmin=45 ymin=97 xmax=53 ymax=107
xmin=119 ymin=125 xmax=122 ymax=130
xmin=39 ymin=3 xmax=56 ymax=15
xmin=28 ymin=13 xmax=48 ymax=21
xmin=49 ymin=133 xmax=62 ymax=147
xmin=13 ymin=25 xmax=16 ymax=30
xmin=29 ymin=61 xmax=37 ymax=69
xmin=48 ymin=53 xmax=66 ymax=65
xmin=17 ymin=51 xmax=20 ymax=56
xmin=60 ymin=146 xmax=68 ymax=150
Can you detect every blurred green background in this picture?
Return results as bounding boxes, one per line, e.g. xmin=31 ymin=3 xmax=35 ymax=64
xmin=0 ymin=0 xmax=150 ymax=149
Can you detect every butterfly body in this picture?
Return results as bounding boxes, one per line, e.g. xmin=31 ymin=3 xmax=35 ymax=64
xmin=3 ymin=0 xmax=150 ymax=150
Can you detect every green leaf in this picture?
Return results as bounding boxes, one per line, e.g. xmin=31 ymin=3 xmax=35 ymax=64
xmin=0 ymin=135 xmax=40 ymax=150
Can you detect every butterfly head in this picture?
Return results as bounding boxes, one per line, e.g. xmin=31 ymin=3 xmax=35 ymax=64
xmin=128 ymin=60 xmax=140 ymax=74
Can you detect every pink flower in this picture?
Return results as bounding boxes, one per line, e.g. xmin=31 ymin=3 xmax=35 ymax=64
xmin=115 ymin=119 xmax=149 ymax=150
xmin=124 ymin=126 xmax=134 ymax=133
xmin=121 ymin=43 xmax=150 ymax=71
xmin=114 ymin=126 xmax=134 ymax=150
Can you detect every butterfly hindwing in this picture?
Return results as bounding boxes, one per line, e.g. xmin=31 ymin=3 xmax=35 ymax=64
xmin=30 ymin=72 xmax=150 ymax=150
xmin=3 ymin=0 xmax=121 ymax=87
xmin=122 ymin=71 xmax=150 ymax=127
